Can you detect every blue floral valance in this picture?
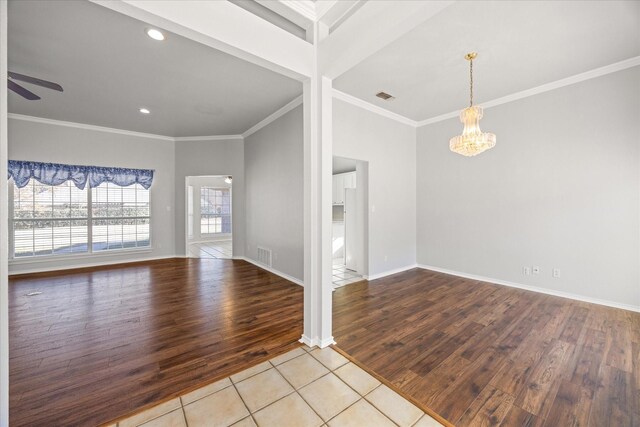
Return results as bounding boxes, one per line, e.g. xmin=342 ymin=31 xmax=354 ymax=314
xmin=7 ymin=160 xmax=154 ymax=190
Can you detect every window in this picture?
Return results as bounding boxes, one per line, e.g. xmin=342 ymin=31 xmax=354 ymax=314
xmin=200 ymin=187 xmax=231 ymax=235
xmin=10 ymin=181 xmax=150 ymax=258
xmin=91 ymin=183 xmax=150 ymax=251
xmin=12 ymin=180 xmax=88 ymax=257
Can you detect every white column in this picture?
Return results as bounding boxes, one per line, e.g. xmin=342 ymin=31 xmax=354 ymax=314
xmin=0 ymin=0 xmax=9 ymax=423
xmin=301 ymin=22 xmax=334 ymax=348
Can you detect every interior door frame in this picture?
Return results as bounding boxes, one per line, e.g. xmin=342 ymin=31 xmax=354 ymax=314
xmin=184 ymin=175 xmax=233 ymax=258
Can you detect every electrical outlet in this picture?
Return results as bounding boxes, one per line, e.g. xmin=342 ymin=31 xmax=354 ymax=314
xmin=523 ymin=267 xmax=531 ymax=275
xmin=384 ymin=255 xmax=388 ymax=262
xmin=553 ymin=268 xmax=561 ymax=278
xmin=532 ymin=266 xmax=540 ymax=275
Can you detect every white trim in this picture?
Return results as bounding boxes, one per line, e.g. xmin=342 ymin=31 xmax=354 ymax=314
xmin=298 ymin=334 xmax=336 ymax=349
xmin=0 ymin=1 xmax=8 ymax=422
xmin=242 ymin=95 xmax=304 ymax=138
xmin=299 ymin=334 xmax=316 ymax=347
xmin=187 ymin=237 xmax=232 ymax=245
xmin=174 ymin=135 xmax=243 ymax=142
xmin=8 ymin=254 xmax=178 ymax=276
xmin=319 ymin=336 xmax=336 ymax=348
xmin=364 ymin=263 xmax=418 ymax=281
xmin=7 ymin=113 xmax=175 ymax=141
xmin=330 ymin=56 xmax=640 ymax=129
xmin=332 ymin=89 xmax=418 ymax=127
xmin=237 ymin=256 xmax=304 ymax=287
xmin=279 ymin=0 xmax=318 ymax=22
xmin=416 ymin=56 xmax=640 ymax=127
xmin=314 ymin=0 xmax=339 ymax=21
xmin=8 ymin=113 xmax=245 ymax=142
xmin=417 ymin=264 xmax=640 ymax=313
xmin=9 ymin=248 xmax=154 ymax=267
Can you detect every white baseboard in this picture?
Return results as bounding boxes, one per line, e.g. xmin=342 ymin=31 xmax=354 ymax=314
xmin=236 ymin=256 xmax=304 ymax=287
xmin=9 ymin=254 xmax=179 ymax=276
xmin=364 ymin=264 xmax=418 ymax=281
xmin=417 ymin=264 xmax=640 ymax=313
xmin=299 ymin=334 xmax=336 ymax=349
xmin=299 ymin=335 xmax=315 ymax=348
xmin=187 ymin=238 xmax=232 ymax=244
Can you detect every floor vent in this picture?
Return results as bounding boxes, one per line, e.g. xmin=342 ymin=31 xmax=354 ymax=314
xmin=256 ymin=246 xmax=272 ymax=268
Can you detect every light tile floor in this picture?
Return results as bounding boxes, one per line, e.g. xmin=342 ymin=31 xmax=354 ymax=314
xmin=115 ymin=346 xmax=443 ymax=427
xmin=188 ymin=240 xmax=233 ymax=259
xmin=332 ymin=262 xmax=363 ymax=289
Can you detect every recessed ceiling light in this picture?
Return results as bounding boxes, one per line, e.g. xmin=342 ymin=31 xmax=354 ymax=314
xmin=146 ymin=28 xmax=165 ymax=41
xmin=139 ymin=108 xmax=150 ymax=114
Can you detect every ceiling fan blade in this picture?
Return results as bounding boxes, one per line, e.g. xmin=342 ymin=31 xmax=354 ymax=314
xmin=8 ymin=80 xmax=41 ymax=100
xmin=8 ymin=72 xmax=63 ymax=92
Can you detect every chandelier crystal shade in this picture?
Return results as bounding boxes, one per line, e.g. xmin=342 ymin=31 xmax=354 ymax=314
xmin=449 ymin=53 xmax=496 ymax=157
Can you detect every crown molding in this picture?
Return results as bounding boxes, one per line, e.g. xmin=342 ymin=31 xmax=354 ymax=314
xmin=278 ymin=0 xmax=317 ymax=22
xmin=332 ymin=56 xmax=640 ymax=129
xmin=7 ymin=113 xmax=175 ymax=141
xmin=332 ymin=89 xmax=418 ymax=127
xmin=174 ymin=135 xmax=243 ymax=142
xmin=12 ymin=56 xmax=636 ymax=142
xmin=7 ymin=113 xmax=245 ymax=142
xmin=242 ymin=95 xmax=303 ymax=138
xmin=417 ymin=55 xmax=640 ymax=127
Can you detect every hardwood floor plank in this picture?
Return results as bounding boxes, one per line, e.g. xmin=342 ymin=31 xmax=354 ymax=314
xmin=501 ymin=405 xmax=545 ymax=427
xmin=456 ymin=385 xmax=515 ymax=427
xmin=515 ymin=339 xmax=574 ymax=418
xmin=9 ymin=258 xmax=303 ymax=427
xmin=543 ymin=381 xmax=592 ymax=427
xmin=589 ymin=365 xmax=634 ymax=427
xmin=332 ymin=268 xmax=639 ymax=426
xmin=11 ymin=261 xmax=638 ymax=426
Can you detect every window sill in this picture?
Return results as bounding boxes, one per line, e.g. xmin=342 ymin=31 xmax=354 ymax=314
xmin=9 ymin=247 xmax=154 ymax=266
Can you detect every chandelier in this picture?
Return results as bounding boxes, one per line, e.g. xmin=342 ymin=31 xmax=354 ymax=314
xmin=449 ymin=52 xmax=496 ymax=157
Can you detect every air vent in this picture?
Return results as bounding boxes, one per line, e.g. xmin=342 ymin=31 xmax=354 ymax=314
xmin=376 ymin=91 xmax=395 ymax=101
xmin=257 ymin=246 xmax=272 ymax=268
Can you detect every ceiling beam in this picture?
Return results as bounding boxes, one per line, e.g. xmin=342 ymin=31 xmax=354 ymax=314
xmin=92 ymin=0 xmax=313 ymax=81
xmin=255 ymin=0 xmax=315 ymax=29
xmin=319 ymin=0 xmax=454 ymax=79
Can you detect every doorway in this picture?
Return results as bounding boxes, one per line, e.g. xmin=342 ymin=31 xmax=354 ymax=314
xmin=332 ymin=156 xmax=368 ymax=288
xmin=185 ymin=175 xmax=233 ymax=259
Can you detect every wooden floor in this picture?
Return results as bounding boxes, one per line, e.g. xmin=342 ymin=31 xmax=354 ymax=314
xmin=9 ymin=258 xmax=303 ymax=427
xmin=10 ymin=260 xmax=639 ymax=426
xmin=333 ymin=268 xmax=640 ymax=427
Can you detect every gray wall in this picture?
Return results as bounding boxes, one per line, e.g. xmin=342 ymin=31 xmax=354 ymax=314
xmin=244 ymin=106 xmax=303 ymax=281
xmin=416 ymin=67 xmax=640 ymax=309
xmin=8 ymin=119 xmax=176 ymax=273
xmin=174 ymin=139 xmax=245 ymax=257
xmin=333 ymin=99 xmax=417 ymax=277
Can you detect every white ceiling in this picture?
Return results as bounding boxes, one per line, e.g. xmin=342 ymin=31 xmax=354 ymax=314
xmin=334 ymin=1 xmax=640 ymax=121
xmin=8 ymin=0 xmax=302 ymax=137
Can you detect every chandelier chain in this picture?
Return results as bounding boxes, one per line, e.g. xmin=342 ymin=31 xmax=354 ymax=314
xmin=469 ymin=58 xmax=474 ymax=107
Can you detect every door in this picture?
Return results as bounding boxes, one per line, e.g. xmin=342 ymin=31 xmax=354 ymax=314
xmin=344 ymin=188 xmax=357 ymax=271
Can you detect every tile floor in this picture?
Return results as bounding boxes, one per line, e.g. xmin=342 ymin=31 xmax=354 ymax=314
xmin=188 ymin=240 xmax=233 ymax=259
xmin=332 ymin=262 xmax=363 ymax=289
xmin=114 ymin=346 xmax=442 ymax=427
